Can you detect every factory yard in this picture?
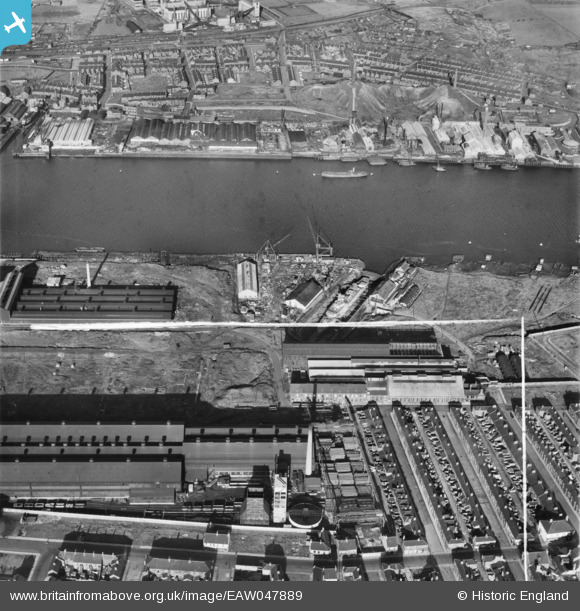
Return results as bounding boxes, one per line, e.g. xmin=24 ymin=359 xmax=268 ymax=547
xmin=27 ymin=258 xmax=238 ymax=323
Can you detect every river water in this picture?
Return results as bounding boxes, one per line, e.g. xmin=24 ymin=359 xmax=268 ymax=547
xmin=1 ymin=154 xmax=578 ymax=272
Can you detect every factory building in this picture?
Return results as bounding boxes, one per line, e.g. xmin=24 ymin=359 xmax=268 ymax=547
xmin=129 ymin=119 xmax=194 ymax=147
xmin=236 ymin=258 xmax=259 ymax=300
xmin=42 ymin=118 xmax=95 ymax=148
xmin=0 ymin=421 xmax=185 ymax=499
xmin=0 ymin=270 xmax=24 ymax=319
xmin=1 ymin=454 xmax=183 ymax=499
xmin=1 ymin=274 xmax=177 ymax=322
xmin=284 ymin=279 xmax=323 ymax=312
xmin=285 ymin=327 xmax=467 ymax=406
xmin=530 ymin=131 xmax=559 ymax=158
xmin=1 ymin=396 xmax=315 ymax=517
xmin=283 ymin=327 xmax=443 ymax=369
xmin=128 ymin=120 xmax=257 ymax=151
xmin=208 ymin=122 xmax=258 ymax=152
xmin=183 ymin=426 xmax=310 ymax=483
xmin=240 ymin=486 xmax=270 ymax=526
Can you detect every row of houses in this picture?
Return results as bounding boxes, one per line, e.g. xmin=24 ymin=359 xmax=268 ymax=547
xmin=452 ymin=407 xmax=523 ymax=544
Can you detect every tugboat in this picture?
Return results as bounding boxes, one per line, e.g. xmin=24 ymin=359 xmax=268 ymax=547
xmin=432 ymin=160 xmax=446 ymax=172
xmin=474 ymin=161 xmax=493 ymax=170
xmin=501 ymin=160 xmax=518 ymax=171
xmin=321 ymin=167 xmax=369 ymax=178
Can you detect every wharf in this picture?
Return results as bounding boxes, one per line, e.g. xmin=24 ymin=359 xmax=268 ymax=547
xmin=10 ymin=146 xmax=579 ymax=169
xmin=0 ymin=250 xmax=364 ymax=271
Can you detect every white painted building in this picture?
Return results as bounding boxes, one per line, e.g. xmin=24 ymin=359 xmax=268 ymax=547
xmin=272 ymin=474 xmax=288 ymax=523
xmin=236 ymin=258 xmax=259 ymax=300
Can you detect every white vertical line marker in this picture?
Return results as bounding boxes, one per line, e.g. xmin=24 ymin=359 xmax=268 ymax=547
xmin=521 ymin=316 xmax=527 ymax=581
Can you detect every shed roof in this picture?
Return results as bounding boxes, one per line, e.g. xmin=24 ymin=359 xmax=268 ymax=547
xmin=286 ymin=280 xmax=323 ymax=308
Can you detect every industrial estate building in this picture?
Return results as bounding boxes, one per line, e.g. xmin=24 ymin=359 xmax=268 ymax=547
xmin=0 ymin=396 xmax=314 ymax=522
xmin=284 ymin=279 xmax=323 ymax=313
xmin=284 ymin=327 xmax=468 ymax=406
xmin=128 ymin=119 xmax=258 ymax=151
xmin=0 ymin=421 xmax=185 ymax=499
xmin=0 ymin=270 xmax=177 ymax=322
xmin=40 ymin=117 xmax=95 ymax=149
xmin=236 ymin=258 xmax=259 ymax=300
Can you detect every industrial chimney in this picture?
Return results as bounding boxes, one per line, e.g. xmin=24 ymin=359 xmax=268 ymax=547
xmin=305 ymin=426 xmax=313 ymax=476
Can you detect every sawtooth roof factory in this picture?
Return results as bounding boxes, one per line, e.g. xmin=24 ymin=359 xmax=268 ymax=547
xmin=0 ymin=420 xmax=185 ymax=500
xmin=0 ymin=395 xmax=314 ymax=516
xmin=284 ymin=327 xmax=469 ymax=407
xmin=127 ymin=119 xmax=258 ymax=151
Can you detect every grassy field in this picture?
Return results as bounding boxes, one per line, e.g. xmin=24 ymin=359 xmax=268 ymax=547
xmin=531 ymin=4 xmax=580 ymax=38
xmin=0 ymin=65 xmax=71 ymax=88
xmin=408 ymin=268 xmax=579 ymax=322
xmin=92 ymin=17 xmax=133 ymax=37
xmin=33 ymin=0 xmax=104 ymax=24
xmin=550 ymin=332 xmax=579 ymax=359
xmin=478 ymin=0 xmax=578 ymax=46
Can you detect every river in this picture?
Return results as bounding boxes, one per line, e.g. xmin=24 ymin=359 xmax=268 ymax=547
xmin=1 ymin=154 xmax=578 ymax=272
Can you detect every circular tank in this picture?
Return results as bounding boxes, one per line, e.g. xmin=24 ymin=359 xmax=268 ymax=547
xmin=288 ymin=501 xmax=324 ymax=529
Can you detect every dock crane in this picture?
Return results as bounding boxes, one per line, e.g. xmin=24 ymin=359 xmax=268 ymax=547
xmin=307 ymin=217 xmax=333 ymax=263
xmin=256 ymin=232 xmax=291 ymax=262
xmin=233 ymin=6 xmax=256 ymax=22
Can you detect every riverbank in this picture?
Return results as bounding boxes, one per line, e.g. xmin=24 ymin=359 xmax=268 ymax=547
xmin=13 ymin=145 xmax=580 ymax=168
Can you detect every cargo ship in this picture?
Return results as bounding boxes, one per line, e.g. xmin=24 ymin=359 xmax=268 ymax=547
xmin=341 ymin=155 xmax=360 ymax=163
xmin=367 ymin=157 xmax=387 ymax=166
xmin=321 ymin=168 xmax=368 ymax=178
xmin=397 ymin=158 xmax=416 ymax=167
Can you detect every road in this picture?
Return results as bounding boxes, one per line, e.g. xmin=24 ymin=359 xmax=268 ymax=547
xmin=2 ymin=533 xmax=314 ymax=581
xmin=529 ymin=334 xmax=579 ymax=378
xmin=0 ymin=537 xmax=59 ymax=581
xmin=533 ymin=412 xmax=580 ymax=489
xmin=278 ymin=30 xmax=292 ymax=102
xmin=438 ymin=412 xmax=525 ymax=581
xmin=380 ymin=408 xmax=458 ymax=582
xmin=346 ymin=404 xmax=389 ymax=520
xmin=470 ymin=412 xmax=524 ymax=519
xmin=501 ymin=406 xmax=580 ymax=533
xmin=410 ymin=411 xmax=472 ymax=542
